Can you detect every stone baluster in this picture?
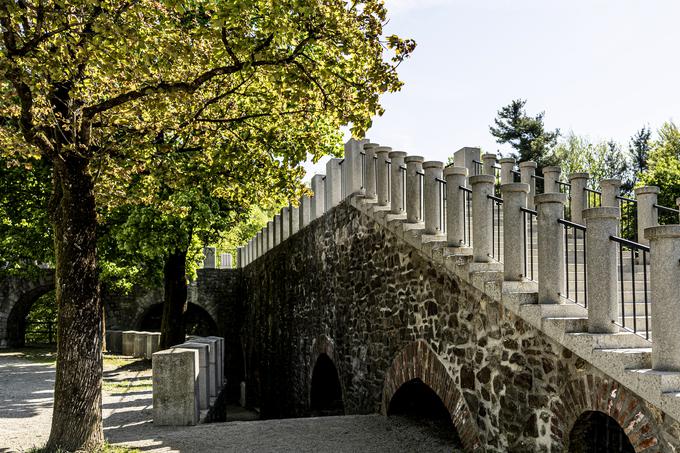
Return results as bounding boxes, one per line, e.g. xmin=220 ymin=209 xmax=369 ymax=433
xmin=234 ymin=249 xmax=241 ymax=268
xmin=583 ymin=207 xmax=620 ymax=332
xmin=343 ymin=138 xmax=367 ymax=196
xmin=520 ymin=161 xmax=537 ymax=209
xmin=646 ymin=225 xmax=680 ymax=370
xmin=203 ymin=247 xmax=216 ymax=268
xmin=405 ymin=156 xmax=424 ymax=223
xmin=502 ymin=183 xmax=530 ymax=281
xmin=363 ymin=143 xmax=379 ymax=199
xmin=445 ymin=166 xmax=468 ymax=247
xmin=299 ymin=195 xmax=311 ymax=228
xmin=635 ymin=186 xmax=659 ymax=246
xmin=499 ymin=158 xmax=515 ymax=185
xmin=453 ymin=147 xmax=481 ymax=181
xmin=543 ymin=166 xmax=561 ymax=193
xmin=310 ymin=175 xmax=326 ymax=220
xmin=389 ymin=151 xmax=407 ymax=215
xmin=256 ymin=231 xmax=262 ymax=259
xmin=470 ymin=174 xmax=495 ymax=262
xmin=569 ymin=173 xmax=590 ymax=225
xmin=325 ymin=158 xmax=342 ymax=209
xmin=289 ymin=203 xmax=300 ymax=236
xmin=222 ymin=253 xmax=233 ymax=269
xmin=266 ymin=221 xmax=274 ymax=250
xmin=423 ymin=161 xmax=444 ymax=235
xmin=600 ymin=179 xmax=621 ymax=207
xmin=375 ymin=146 xmax=392 ymax=207
xmin=273 ymin=215 xmax=281 ymax=246
xmin=281 ymin=207 xmax=290 ymax=241
xmin=535 ymin=193 xmax=566 ymax=304
xmin=482 ymin=153 xmax=497 ymax=176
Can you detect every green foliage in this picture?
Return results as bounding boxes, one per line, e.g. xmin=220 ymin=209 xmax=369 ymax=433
xmin=489 ymin=99 xmax=559 ymax=167
xmin=25 ymin=290 xmax=58 ymax=344
xmin=629 ymin=126 xmax=652 ymax=183
xmin=639 ymin=122 xmax=680 ymax=223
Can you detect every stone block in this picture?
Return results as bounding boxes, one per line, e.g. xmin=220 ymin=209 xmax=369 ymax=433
xmin=207 ymin=336 xmax=225 ymax=387
xmin=133 ymin=332 xmax=149 ymax=358
xmin=122 ymin=331 xmax=137 ymax=356
xmin=187 ymin=337 xmax=217 ymax=398
xmin=152 ymin=347 xmax=199 ymax=426
xmin=145 ymin=332 xmax=161 ymax=359
xmin=179 ymin=342 xmax=210 ymax=410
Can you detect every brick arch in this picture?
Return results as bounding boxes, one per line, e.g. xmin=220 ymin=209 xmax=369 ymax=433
xmin=552 ymin=375 xmax=665 ymax=452
xmin=309 ymin=335 xmax=345 ymax=408
xmin=382 ymin=339 xmax=483 ymax=451
xmin=0 ymin=271 xmax=55 ymax=347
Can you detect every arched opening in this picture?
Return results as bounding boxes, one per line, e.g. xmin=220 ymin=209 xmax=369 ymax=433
xmin=387 ymin=378 xmax=462 ymax=445
xmin=310 ymin=353 xmax=344 ymax=416
xmin=568 ymin=411 xmax=635 ymax=453
xmin=6 ymin=287 xmax=55 ymax=347
xmin=138 ymin=302 xmax=218 ymax=337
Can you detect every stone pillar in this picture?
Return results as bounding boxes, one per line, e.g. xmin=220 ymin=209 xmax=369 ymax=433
xmin=363 ymin=143 xmax=379 ymax=199
xmin=188 ymin=338 xmax=217 ymax=399
xmin=325 ymin=158 xmax=342 ymax=209
xmin=343 ymin=138 xmax=367 ymax=196
xmin=235 ymin=248 xmax=242 ymax=268
xmin=569 ymin=172 xmax=590 ymax=225
xmin=423 ymin=161 xmax=444 ymax=235
xmin=203 ymin=247 xmax=216 ymax=268
xmin=445 ymin=166 xmax=468 ymax=247
xmin=145 ymin=332 xmax=161 ymax=358
xmin=299 ymin=195 xmax=311 ymax=228
xmin=520 ymin=161 xmax=537 ymax=209
xmin=482 ymin=153 xmax=497 ymax=176
xmin=122 ymin=331 xmax=136 ymax=356
xmin=645 ymin=226 xmax=680 ymax=370
xmin=152 ymin=348 xmax=199 ymax=425
xmin=178 ymin=342 xmax=210 ymax=410
xmin=499 ymin=158 xmax=515 ymax=185
xmin=543 ymin=166 xmax=561 ymax=193
xmin=502 ymin=183 xmax=530 ymax=281
xmin=220 ymin=253 xmax=232 ymax=269
xmin=256 ymin=231 xmax=262 ymax=259
xmin=635 ymin=186 xmax=659 ymax=246
xmin=289 ymin=203 xmax=300 ymax=235
xmin=600 ymin=179 xmax=621 ymax=207
xmin=311 ymin=175 xmax=325 ymax=220
xmin=271 ymin=215 xmax=280 ymax=246
xmin=470 ymin=175 xmax=495 ymax=262
xmin=267 ymin=220 xmax=275 ymax=250
xmin=535 ymin=193 xmax=566 ymax=304
xmin=453 ymin=147 xmax=481 ymax=180
xmin=389 ymin=151 xmax=407 ymax=214
xmin=133 ymin=332 xmax=148 ymax=358
xmin=375 ymin=146 xmax=392 ymax=206
xmin=583 ymin=207 xmax=620 ymax=332
xmin=405 ymin=155 xmax=424 ymax=223
xmin=281 ymin=207 xmax=290 ymax=241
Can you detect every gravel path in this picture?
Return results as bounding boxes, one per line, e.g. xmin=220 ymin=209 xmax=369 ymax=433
xmin=1 ymin=353 xmax=462 ymax=453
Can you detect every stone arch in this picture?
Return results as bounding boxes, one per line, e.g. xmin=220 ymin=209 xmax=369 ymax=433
xmin=382 ymin=339 xmax=482 ymax=451
xmin=0 ymin=271 xmax=55 ymax=347
xmin=552 ymin=375 xmax=664 ymax=452
xmin=136 ymin=301 xmax=218 ymax=337
xmin=309 ymin=335 xmax=345 ymax=414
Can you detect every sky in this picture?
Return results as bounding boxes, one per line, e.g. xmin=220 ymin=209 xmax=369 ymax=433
xmin=302 ymin=0 xmax=680 ymax=180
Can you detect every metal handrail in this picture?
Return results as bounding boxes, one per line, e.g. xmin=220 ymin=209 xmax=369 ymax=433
xmin=459 ymin=185 xmax=472 ymax=246
xmin=558 ymin=218 xmax=587 ymax=307
xmin=488 ymin=194 xmax=503 ymax=262
xmin=521 ymin=207 xmax=537 ymax=281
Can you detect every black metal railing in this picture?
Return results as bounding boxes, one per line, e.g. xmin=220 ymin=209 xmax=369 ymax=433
xmin=488 ymin=194 xmax=503 ymax=262
xmin=521 ymin=207 xmax=537 ymax=281
xmin=472 ymin=159 xmax=483 ymax=176
xmin=373 ymin=154 xmax=378 ymax=195
xmin=416 ymin=170 xmax=424 ymax=221
xmin=385 ymin=159 xmax=392 ymax=202
xmin=460 ymin=185 xmax=472 ymax=246
xmin=339 ymin=158 xmax=346 ymax=198
xmin=610 ymin=235 xmax=651 ymax=341
xmin=436 ymin=177 xmax=447 ymax=233
xmin=25 ymin=321 xmax=57 ymax=345
xmin=557 ymin=180 xmax=572 ymax=220
xmin=399 ymin=164 xmax=407 ymax=212
xmin=585 ymin=187 xmax=601 ymax=208
xmin=511 ymin=169 xmax=521 ymax=183
xmin=616 ymin=195 xmax=638 ymax=241
xmin=360 ymin=151 xmax=366 ymax=190
xmin=655 ymin=203 xmax=680 ymax=226
xmin=532 ymin=174 xmax=545 ymax=194
xmin=493 ymin=165 xmax=502 ymax=197
xmin=558 ymin=218 xmax=587 ymax=307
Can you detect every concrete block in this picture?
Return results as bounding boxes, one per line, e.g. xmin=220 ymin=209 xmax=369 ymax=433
xmin=106 ymin=330 xmax=123 ymax=354
xmin=145 ymin=332 xmax=161 ymax=359
xmin=179 ymin=342 xmax=210 ymax=410
xmin=152 ymin=347 xmax=199 ymax=426
xmin=133 ymin=332 xmax=149 ymax=358
xmin=122 ymin=331 xmax=137 ymax=356
xmin=207 ymin=336 xmax=225 ymax=387
xmin=188 ymin=337 xmax=217 ymax=398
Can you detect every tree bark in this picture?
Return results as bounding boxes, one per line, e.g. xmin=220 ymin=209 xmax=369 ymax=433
xmin=160 ymin=249 xmax=188 ymax=348
xmin=46 ymin=154 xmax=104 ymax=451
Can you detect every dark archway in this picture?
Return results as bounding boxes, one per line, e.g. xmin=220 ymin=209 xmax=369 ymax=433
xmin=138 ymin=302 xmax=218 ymax=337
xmin=568 ymin=411 xmax=635 ymax=453
xmin=6 ymin=286 xmax=55 ymax=347
xmin=310 ymin=353 xmax=344 ymax=416
xmin=387 ymin=378 xmax=462 ymax=445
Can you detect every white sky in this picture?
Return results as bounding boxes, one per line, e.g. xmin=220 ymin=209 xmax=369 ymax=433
xmin=302 ymin=0 xmax=680 ymax=181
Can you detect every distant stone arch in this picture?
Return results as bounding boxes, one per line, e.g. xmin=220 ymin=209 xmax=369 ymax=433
xmin=382 ymin=339 xmax=482 ymax=451
xmin=0 ymin=271 xmax=55 ymax=347
xmin=553 ymin=375 xmax=663 ymax=452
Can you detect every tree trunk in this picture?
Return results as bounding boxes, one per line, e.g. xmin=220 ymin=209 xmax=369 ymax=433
xmin=160 ymin=249 xmax=188 ymax=348
xmin=46 ymin=154 xmax=104 ymax=451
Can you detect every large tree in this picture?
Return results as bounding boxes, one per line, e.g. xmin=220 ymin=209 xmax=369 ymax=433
xmin=489 ymin=99 xmax=560 ymax=167
xmin=0 ymin=1 xmax=413 ymax=450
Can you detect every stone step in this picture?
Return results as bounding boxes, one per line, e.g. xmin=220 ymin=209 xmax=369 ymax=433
xmin=592 ymin=347 xmax=652 ymax=373
xmin=542 ymin=316 xmax=588 ymax=333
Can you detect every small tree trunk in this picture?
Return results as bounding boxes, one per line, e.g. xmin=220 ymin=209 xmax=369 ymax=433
xmin=160 ymin=249 xmax=188 ymax=348
xmin=46 ymin=155 xmax=104 ymax=451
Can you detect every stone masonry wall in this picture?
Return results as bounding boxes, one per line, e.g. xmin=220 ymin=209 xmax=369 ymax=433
xmin=241 ymin=199 xmax=680 ymax=452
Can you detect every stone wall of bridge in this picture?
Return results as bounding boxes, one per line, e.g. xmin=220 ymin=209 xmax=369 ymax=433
xmin=240 ymin=198 xmax=680 ymax=452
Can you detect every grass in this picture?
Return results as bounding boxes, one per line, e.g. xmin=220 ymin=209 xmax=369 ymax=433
xmin=102 ymin=378 xmax=153 ymax=393
xmin=27 ymin=442 xmax=140 ymax=452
